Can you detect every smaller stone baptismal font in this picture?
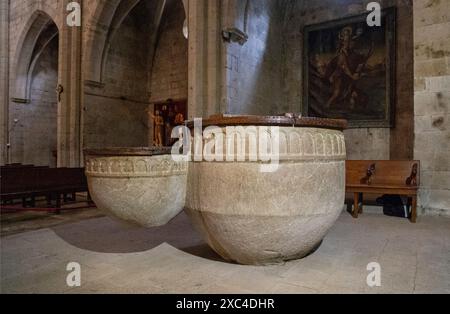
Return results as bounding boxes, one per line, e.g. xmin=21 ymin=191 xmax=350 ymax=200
xmin=84 ymin=147 xmax=188 ymax=227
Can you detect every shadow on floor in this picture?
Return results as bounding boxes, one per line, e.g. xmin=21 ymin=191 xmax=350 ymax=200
xmin=51 ymin=212 xmax=226 ymax=262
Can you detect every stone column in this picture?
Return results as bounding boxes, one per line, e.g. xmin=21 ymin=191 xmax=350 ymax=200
xmin=413 ymin=0 xmax=450 ymax=216
xmin=206 ymin=0 xmax=223 ymax=116
xmin=187 ymin=0 xmax=225 ymax=118
xmin=0 ymin=0 xmax=9 ymax=165
xmin=58 ymin=0 xmax=83 ymax=167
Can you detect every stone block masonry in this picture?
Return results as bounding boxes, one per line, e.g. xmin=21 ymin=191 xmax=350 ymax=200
xmin=414 ymin=0 xmax=450 ymax=217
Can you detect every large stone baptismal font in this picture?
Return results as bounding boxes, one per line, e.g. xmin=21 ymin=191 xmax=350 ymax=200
xmin=185 ymin=115 xmax=348 ymax=265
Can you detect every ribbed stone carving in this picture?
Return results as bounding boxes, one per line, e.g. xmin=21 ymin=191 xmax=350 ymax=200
xmin=185 ymin=120 xmax=347 ymax=265
xmin=85 ymin=150 xmax=187 ymax=228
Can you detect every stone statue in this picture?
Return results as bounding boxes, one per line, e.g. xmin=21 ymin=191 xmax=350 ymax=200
xmin=174 ymin=111 xmax=185 ymax=125
xmin=150 ymin=110 xmax=164 ymax=147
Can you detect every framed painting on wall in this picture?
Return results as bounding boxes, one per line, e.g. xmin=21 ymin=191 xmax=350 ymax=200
xmin=303 ymin=8 xmax=396 ymax=128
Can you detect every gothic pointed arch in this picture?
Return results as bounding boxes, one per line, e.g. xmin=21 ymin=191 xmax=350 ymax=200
xmin=84 ymin=0 xmax=189 ymax=86
xmin=11 ymin=11 xmax=59 ymax=103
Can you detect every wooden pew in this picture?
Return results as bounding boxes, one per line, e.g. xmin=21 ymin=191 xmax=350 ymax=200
xmin=1 ymin=164 xmax=36 ymax=170
xmin=1 ymin=166 xmax=88 ymax=211
xmin=346 ymin=160 xmax=420 ymax=223
xmin=2 ymin=163 xmax=26 ymax=167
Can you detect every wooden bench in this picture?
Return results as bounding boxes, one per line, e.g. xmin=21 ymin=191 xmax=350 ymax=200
xmin=346 ymin=160 xmax=420 ymax=223
xmin=1 ymin=164 xmax=37 ymax=170
xmin=1 ymin=166 xmax=89 ymax=212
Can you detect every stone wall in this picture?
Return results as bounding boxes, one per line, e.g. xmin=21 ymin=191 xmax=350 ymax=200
xmin=282 ymin=0 xmax=414 ymax=160
xmin=83 ymin=2 xmax=150 ymax=149
xmin=4 ymin=0 xmax=190 ymax=163
xmin=225 ymin=0 xmax=287 ymax=115
xmin=150 ymin=0 xmax=188 ymax=103
xmin=9 ymin=36 xmax=59 ymax=167
xmin=7 ymin=2 xmax=60 ymax=167
xmin=413 ymin=0 xmax=450 ymax=216
xmin=222 ymin=0 xmax=414 ymax=160
xmin=4 ymin=0 xmax=62 ymax=166
xmin=10 ymin=38 xmax=58 ymax=167
xmin=83 ymin=0 xmax=188 ymax=149
xmin=0 ymin=0 xmax=8 ymax=165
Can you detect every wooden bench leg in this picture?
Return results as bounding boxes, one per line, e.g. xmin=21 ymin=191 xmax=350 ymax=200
xmin=353 ymin=192 xmax=360 ymax=218
xmin=46 ymin=195 xmax=52 ymax=206
xmin=358 ymin=193 xmax=363 ymax=214
xmin=55 ymin=194 xmax=61 ymax=215
xmin=410 ymin=195 xmax=417 ymax=223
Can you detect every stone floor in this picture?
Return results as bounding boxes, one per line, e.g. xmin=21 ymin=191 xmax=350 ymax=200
xmin=1 ymin=210 xmax=449 ymax=294
xmin=1 ymin=205 xmax=103 ymax=237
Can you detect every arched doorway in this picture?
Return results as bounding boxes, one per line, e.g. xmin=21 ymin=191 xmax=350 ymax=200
xmin=9 ymin=12 xmax=59 ymax=167
xmin=83 ymin=0 xmax=188 ymax=149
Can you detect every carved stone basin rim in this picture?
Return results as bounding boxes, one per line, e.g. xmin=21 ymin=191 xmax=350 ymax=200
xmin=84 ymin=147 xmax=172 ymax=157
xmin=185 ymin=114 xmax=348 ymax=131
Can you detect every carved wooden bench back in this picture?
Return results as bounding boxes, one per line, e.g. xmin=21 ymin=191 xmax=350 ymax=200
xmin=346 ymin=160 xmax=420 ymax=188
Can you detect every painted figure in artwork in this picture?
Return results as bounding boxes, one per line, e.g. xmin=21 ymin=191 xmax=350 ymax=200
xmin=324 ymin=26 xmax=373 ymax=109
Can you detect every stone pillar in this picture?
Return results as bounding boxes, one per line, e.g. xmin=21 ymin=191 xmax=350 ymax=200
xmin=58 ymin=0 xmax=83 ymax=167
xmin=413 ymin=0 xmax=450 ymax=216
xmin=390 ymin=2 xmax=414 ymax=160
xmin=0 ymin=0 xmax=8 ymax=165
xmin=206 ymin=0 xmax=223 ymax=116
xmin=187 ymin=0 xmax=225 ymax=118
